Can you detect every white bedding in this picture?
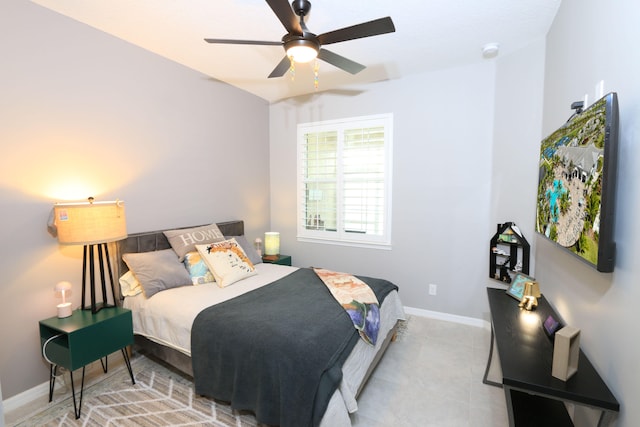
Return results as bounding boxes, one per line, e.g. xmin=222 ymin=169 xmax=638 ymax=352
xmin=123 ymin=263 xmax=405 ymax=426
xmin=124 ymin=263 xmax=297 ymax=355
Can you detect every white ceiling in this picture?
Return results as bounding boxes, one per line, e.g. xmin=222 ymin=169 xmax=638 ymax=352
xmin=31 ymin=0 xmax=561 ymax=103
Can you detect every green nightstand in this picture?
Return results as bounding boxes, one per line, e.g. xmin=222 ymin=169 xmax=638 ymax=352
xmin=262 ymin=254 xmax=292 ymax=266
xmin=39 ymin=307 xmax=135 ymax=418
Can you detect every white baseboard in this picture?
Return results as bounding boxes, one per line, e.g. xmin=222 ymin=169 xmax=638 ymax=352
xmin=2 ymin=381 xmax=49 ymax=414
xmin=404 ymin=306 xmax=490 ymax=329
xmin=3 ymin=359 xmax=111 ymax=415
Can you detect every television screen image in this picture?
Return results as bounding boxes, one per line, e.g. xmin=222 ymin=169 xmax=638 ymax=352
xmin=535 ymin=92 xmax=619 ymax=272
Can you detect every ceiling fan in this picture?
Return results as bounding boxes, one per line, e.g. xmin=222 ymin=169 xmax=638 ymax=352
xmin=204 ymin=0 xmax=395 ymax=78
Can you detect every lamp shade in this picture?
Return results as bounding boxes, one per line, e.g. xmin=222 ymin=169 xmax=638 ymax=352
xmin=264 ymin=232 xmax=280 ymax=256
xmin=287 ymin=45 xmax=317 ymax=63
xmin=54 ymin=280 xmax=72 ymax=293
xmin=285 ymin=37 xmax=319 ymax=63
xmin=54 ymin=199 xmax=127 ymax=245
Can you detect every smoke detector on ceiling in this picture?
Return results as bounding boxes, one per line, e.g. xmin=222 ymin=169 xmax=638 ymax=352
xmin=482 ymin=43 xmax=500 ymax=59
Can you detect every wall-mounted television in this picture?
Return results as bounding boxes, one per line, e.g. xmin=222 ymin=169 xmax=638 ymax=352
xmin=535 ymin=92 xmax=619 ymax=272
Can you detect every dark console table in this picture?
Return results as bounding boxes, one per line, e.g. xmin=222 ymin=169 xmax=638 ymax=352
xmin=484 ymin=287 xmax=619 ymax=427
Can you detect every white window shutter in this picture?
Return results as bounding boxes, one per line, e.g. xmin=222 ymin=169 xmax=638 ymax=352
xmin=298 ymin=114 xmax=392 ymax=248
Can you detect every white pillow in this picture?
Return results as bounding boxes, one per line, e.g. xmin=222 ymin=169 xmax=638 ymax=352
xmin=196 ymin=238 xmax=256 ymax=288
xmin=119 ymin=270 xmax=143 ymax=297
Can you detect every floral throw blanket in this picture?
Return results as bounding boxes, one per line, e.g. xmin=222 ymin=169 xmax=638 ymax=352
xmin=313 ymin=268 xmax=380 ymax=345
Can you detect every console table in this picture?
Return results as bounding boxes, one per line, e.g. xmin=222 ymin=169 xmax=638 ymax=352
xmin=484 ymin=287 xmax=619 ymax=426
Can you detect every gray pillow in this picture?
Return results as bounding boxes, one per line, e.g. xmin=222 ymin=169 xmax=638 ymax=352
xmin=163 ymin=223 xmax=224 ymax=261
xmin=122 ymin=249 xmax=192 ymax=298
xmin=226 ymin=235 xmax=262 ymax=265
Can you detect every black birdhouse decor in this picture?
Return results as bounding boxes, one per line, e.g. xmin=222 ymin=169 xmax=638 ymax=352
xmin=489 ymin=222 xmax=530 ymax=283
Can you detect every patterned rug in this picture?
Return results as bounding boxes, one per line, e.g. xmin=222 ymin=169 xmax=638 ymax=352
xmin=14 ymin=320 xmax=409 ymax=426
xmin=12 ymin=355 xmax=257 ymax=426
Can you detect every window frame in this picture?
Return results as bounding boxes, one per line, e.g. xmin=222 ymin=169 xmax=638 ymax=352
xmin=296 ymin=113 xmax=393 ymax=249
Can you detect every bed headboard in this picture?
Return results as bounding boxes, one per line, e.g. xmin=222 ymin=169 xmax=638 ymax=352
xmin=114 ymin=220 xmax=245 ymax=297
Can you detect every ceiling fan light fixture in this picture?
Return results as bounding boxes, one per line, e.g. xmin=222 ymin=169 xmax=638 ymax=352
xmin=285 ymin=39 xmax=318 ymax=63
xmin=205 ymin=1 xmax=395 ymax=78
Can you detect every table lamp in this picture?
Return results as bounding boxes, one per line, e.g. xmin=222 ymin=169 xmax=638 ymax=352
xmin=54 ymin=281 xmax=73 ymax=318
xmin=264 ymin=232 xmax=280 ymax=261
xmin=52 ymin=197 xmax=127 ymax=314
xmin=519 ymin=281 xmax=541 ymax=311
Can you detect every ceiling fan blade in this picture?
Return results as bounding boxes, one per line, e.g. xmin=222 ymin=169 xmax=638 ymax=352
xmin=268 ymin=56 xmax=292 ymax=78
xmin=204 ymin=38 xmax=282 ymax=46
xmin=318 ymin=17 xmax=395 ymax=46
xmin=318 ymin=49 xmax=365 ymax=75
xmin=266 ymin=0 xmax=303 ymax=35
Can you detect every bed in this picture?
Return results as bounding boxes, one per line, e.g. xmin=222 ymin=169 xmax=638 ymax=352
xmin=115 ymin=220 xmax=405 ymax=427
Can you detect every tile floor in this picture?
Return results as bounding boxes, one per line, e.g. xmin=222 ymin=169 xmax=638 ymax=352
xmin=5 ymin=315 xmax=508 ymax=427
xmin=351 ymin=315 xmax=509 ymax=427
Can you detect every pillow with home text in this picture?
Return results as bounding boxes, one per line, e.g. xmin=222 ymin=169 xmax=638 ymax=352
xmin=163 ymin=223 xmax=224 ymax=261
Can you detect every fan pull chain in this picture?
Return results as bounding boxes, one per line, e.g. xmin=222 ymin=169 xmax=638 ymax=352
xmin=314 ymin=59 xmax=320 ymax=90
xmin=288 ymin=56 xmax=295 ymax=81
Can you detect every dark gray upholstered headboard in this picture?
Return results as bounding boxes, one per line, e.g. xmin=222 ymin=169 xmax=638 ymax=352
xmin=114 ymin=220 xmax=245 ymax=297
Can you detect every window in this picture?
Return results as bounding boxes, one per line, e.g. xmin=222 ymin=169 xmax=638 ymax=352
xmin=297 ymin=114 xmax=393 ymax=248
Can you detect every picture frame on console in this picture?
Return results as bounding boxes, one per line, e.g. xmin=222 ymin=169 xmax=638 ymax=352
xmin=543 ymin=314 xmax=562 ymax=337
xmin=506 ymin=272 xmax=536 ymax=301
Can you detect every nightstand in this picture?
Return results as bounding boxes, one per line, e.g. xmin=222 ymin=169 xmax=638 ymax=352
xmin=39 ymin=307 xmax=135 ymax=418
xmin=262 ymin=254 xmax=292 ymax=266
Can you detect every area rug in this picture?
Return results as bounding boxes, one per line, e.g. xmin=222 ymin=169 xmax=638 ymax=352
xmin=12 ymin=355 xmax=257 ymax=427
xmin=14 ymin=320 xmax=409 ymax=426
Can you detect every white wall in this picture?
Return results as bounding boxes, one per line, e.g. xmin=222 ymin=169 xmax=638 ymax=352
xmin=270 ymin=62 xmax=498 ymax=320
xmin=269 ymin=40 xmax=548 ymax=323
xmin=0 ymin=0 xmax=269 ymax=399
xmin=489 ymin=38 xmax=546 ymax=273
xmin=536 ymin=1 xmax=640 ymax=425
xmin=10 ymin=2 xmax=636 ymax=423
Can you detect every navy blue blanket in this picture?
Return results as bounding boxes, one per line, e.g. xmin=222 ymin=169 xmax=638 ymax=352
xmin=191 ymin=268 xmax=398 ymax=427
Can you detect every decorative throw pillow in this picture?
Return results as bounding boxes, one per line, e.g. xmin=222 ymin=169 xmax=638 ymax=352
xmin=122 ymin=249 xmax=192 ymax=298
xmin=118 ymin=271 xmax=143 ymax=297
xmin=196 ymin=238 xmax=256 ymax=288
xmin=225 ymin=235 xmax=262 ymax=265
xmin=183 ymin=251 xmax=215 ymax=285
xmin=164 ymin=223 xmax=225 ymax=261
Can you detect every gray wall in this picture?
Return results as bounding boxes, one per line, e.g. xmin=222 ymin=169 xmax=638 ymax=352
xmin=269 ymin=41 xmax=547 ymax=322
xmin=490 ymin=38 xmax=546 ymax=270
xmin=535 ymin=0 xmax=640 ymax=425
xmin=3 ymin=0 xmax=637 ymax=424
xmin=269 ymin=65 xmax=497 ymax=319
xmin=0 ymin=1 xmax=269 ymax=399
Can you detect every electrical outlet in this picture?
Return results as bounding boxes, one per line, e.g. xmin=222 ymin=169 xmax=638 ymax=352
xmin=428 ymin=283 xmax=437 ymax=296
